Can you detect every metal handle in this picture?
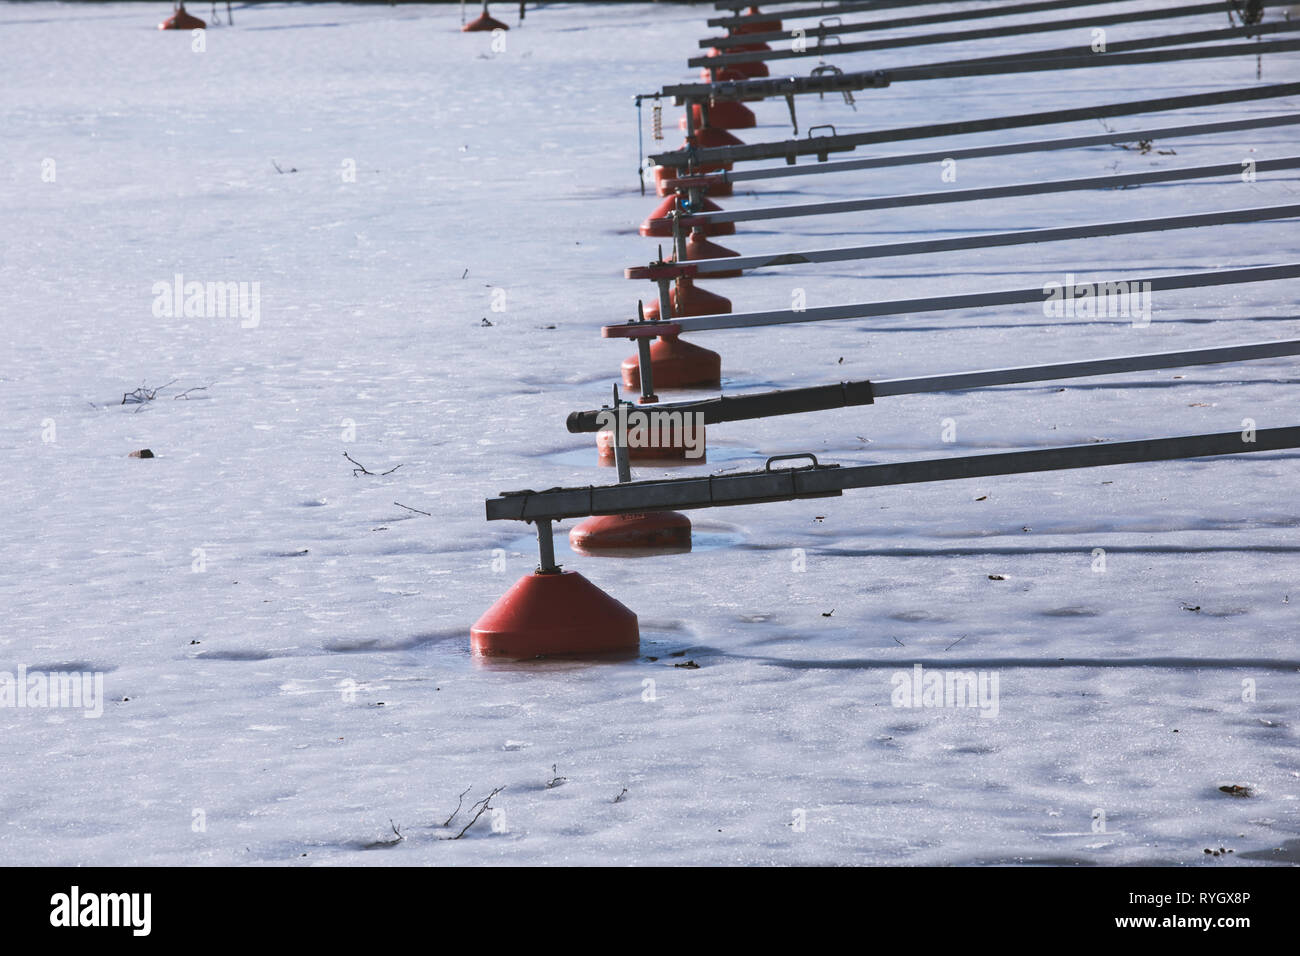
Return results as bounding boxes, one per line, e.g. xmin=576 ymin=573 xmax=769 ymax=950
xmin=765 ymin=453 xmax=820 ymax=471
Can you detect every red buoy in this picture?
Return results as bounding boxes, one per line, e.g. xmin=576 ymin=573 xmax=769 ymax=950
xmin=639 ymin=195 xmax=735 ymax=238
xmin=463 ymin=4 xmax=508 ymax=32
xmin=619 ymin=333 xmax=721 ymax=392
xmin=595 ymin=411 xmax=708 ymax=464
xmin=700 ymin=48 xmax=770 ymax=81
xmin=691 ymin=126 xmax=745 ymax=150
xmin=159 ymin=3 xmax=205 ymax=30
xmin=733 ymin=7 xmax=782 ymax=35
xmin=679 ymin=100 xmax=757 ymax=131
xmin=471 ymin=571 xmax=638 ymax=657
xmin=641 ymin=277 xmax=731 ymax=322
xmin=570 ymin=512 xmax=692 ymax=555
xmin=641 ymin=277 xmax=731 ymax=323
xmin=654 ymin=165 xmax=732 ymax=198
xmin=670 ymin=231 xmax=742 ymax=278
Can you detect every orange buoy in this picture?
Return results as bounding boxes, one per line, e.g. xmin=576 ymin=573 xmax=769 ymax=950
xmin=639 ymin=195 xmax=735 ymax=238
xmin=619 ymin=333 xmax=721 ymax=392
xmin=669 ymin=231 xmax=742 ymax=278
xmin=570 ymin=512 xmax=692 ymax=555
xmin=159 ymin=3 xmax=205 ymax=30
xmin=463 ymin=3 xmax=508 ymax=32
xmin=679 ymin=100 xmax=757 ymax=131
xmin=700 ymin=47 xmax=770 ymax=81
xmin=471 ymin=571 xmax=638 ymax=657
xmin=654 ymin=165 xmax=732 ymax=198
xmin=691 ymin=126 xmax=745 ymax=150
xmin=733 ymin=7 xmax=781 ymax=35
xmin=641 ymin=277 xmax=731 ymax=322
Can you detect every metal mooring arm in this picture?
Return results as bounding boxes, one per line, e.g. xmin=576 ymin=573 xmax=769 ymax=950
xmin=566 ymin=340 xmax=1300 ymax=434
xmin=486 ymin=427 xmax=1300 ymax=523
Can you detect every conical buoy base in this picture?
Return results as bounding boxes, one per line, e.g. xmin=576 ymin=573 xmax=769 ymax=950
xmin=700 ymin=52 xmax=769 ymax=81
xmin=642 ymin=278 xmax=732 ymax=322
xmin=654 ymin=165 xmax=733 ymax=198
xmin=680 ymin=100 xmax=756 ymax=131
xmin=620 ymin=333 xmax=721 ymax=391
xmin=670 ymin=233 xmax=742 ymax=278
xmin=734 ymin=8 xmax=781 ymax=34
xmin=596 ymin=421 xmax=707 ymax=465
xmin=570 ymin=513 xmax=692 ymax=556
xmin=640 ymin=196 xmax=735 ymax=237
xmin=160 ymin=4 xmax=205 ymax=29
xmin=471 ymin=571 xmax=638 ymax=657
xmin=691 ymin=126 xmax=745 ymax=149
xmin=463 ymin=12 xmax=508 ymax=31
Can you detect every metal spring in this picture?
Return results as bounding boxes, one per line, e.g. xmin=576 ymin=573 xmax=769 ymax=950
xmin=651 ymin=103 xmax=663 ymax=142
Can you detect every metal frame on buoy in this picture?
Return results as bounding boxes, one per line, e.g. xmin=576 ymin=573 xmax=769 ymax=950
xmin=470 ymin=2 xmax=1300 ymax=658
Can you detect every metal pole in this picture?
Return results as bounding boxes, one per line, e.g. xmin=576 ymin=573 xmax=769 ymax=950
xmin=568 ymin=340 xmax=1300 ymax=433
xmin=656 ymin=161 xmax=1300 ymax=230
xmin=658 ymin=205 xmax=1300 ymax=278
xmin=703 ymin=0 xmax=1230 ymax=50
xmin=488 ymin=428 xmax=1300 ymax=523
xmin=709 ymin=1 xmax=953 ymax=28
xmin=535 ymin=518 xmax=558 ymax=573
xmin=662 ymin=114 xmax=1300 ymax=190
xmin=605 ymin=263 xmax=1300 ymax=336
xmin=693 ymin=7 xmax=1299 ymax=68
xmin=612 ymin=386 xmax=632 ymax=485
xmin=648 ymin=83 xmax=1300 ymax=168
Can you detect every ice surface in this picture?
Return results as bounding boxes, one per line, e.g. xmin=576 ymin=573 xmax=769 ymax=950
xmin=1 ymin=2 xmax=1297 ymax=865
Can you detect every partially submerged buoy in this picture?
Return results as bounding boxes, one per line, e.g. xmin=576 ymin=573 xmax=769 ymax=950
xmin=471 ymin=570 xmax=638 ymax=657
xmin=595 ymin=414 xmax=708 ymax=465
xmin=159 ymin=3 xmax=205 ymax=30
xmin=670 ymin=231 xmax=742 ymax=277
xmin=570 ymin=512 xmax=692 ymax=555
xmin=620 ymin=327 xmax=722 ymax=391
xmin=700 ymin=47 xmax=770 ymax=81
xmin=463 ymin=2 xmax=508 ymax=32
xmin=640 ymin=277 xmax=731 ymax=323
xmin=654 ymin=164 xmax=733 ymax=198
xmin=639 ymin=195 xmax=735 ymax=238
xmin=679 ymin=100 xmax=757 ymax=131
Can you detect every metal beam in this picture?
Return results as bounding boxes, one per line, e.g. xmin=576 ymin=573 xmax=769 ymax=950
xmin=693 ymin=9 xmax=1299 ymax=67
xmin=602 ymin=263 xmax=1300 ymax=336
xmin=703 ymin=0 xmax=1242 ymax=50
xmin=566 ymin=340 xmax=1300 ymax=433
xmin=652 ymin=160 xmax=1300 ymax=231
xmin=648 ymin=83 xmax=1300 ymax=168
xmin=640 ymin=204 xmax=1300 ymax=279
xmin=708 ymin=1 xmax=955 ymax=28
xmin=661 ymin=114 xmax=1300 ymax=190
xmin=487 ymin=428 xmax=1300 ymax=522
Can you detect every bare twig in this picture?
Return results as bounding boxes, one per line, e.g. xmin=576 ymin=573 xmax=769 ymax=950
xmin=450 ymin=787 xmax=504 ymax=839
xmin=613 ymin=788 xmax=628 ymax=804
xmin=173 ymin=385 xmax=209 ymax=400
xmin=344 ymin=452 xmax=403 ymax=477
xmin=441 ymin=786 xmax=472 ymax=828
xmin=362 ymin=818 xmax=404 ymax=849
xmin=546 ymin=764 xmax=567 ymax=789
xmin=121 ymin=379 xmax=178 ymax=406
xmin=393 ymin=501 xmax=431 ymax=516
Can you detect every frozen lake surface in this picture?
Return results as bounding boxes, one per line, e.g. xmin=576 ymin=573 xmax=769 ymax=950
xmin=1 ymin=1 xmax=1298 ymax=865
